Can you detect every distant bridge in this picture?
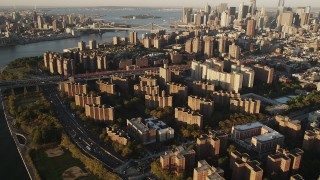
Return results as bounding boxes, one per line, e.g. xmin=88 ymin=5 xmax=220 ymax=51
xmin=76 ymin=23 xmax=177 ymax=32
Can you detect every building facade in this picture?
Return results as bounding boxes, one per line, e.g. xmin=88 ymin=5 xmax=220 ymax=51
xmin=230 ymin=98 xmax=261 ymax=114
xmin=96 ymin=80 xmax=116 ymax=95
xmin=75 ymin=94 xmax=101 ymax=107
xmin=62 ymin=82 xmax=88 ymax=97
xmin=175 ymin=107 xmax=203 ymax=129
xmin=145 ymin=91 xmax=173 ymax=109
xmin=85 ymin=104 xmax=114 ymax=122
xmin=188 ymin=95 xmax=214 ymax=118
xmin=193 ymin=160 xmax=225 ymax=180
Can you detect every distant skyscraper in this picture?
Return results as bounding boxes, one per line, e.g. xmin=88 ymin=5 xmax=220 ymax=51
xmin=238 ymin=2 xmax=249 ymax=19
xmin=89 ymin=40 xmax=97 ymax=50
xmin=204 ymin=3 xmax=211 ymax=14
xmin=250 ymin=0 xmax=257 ymax=15
xmin=194 ymin=12 xmax=202 ymax=26
xmin=247 ymin=19 xmax=256 ymax=37
xmin=220 ymin=11 xmax=230 ymax=27
xmin=37 ymin=16 xmax=43 ymax=29
xmin=216 ymin=3 xmax=228 ymax=14
xmin=129 ymin=31 xmax=138 ymax=45
xmin=78 ymin=41 xmax=86 ymax=51
xmin=229 ymin=43 xmax=240 ymax=59
xmin=278 ymin=0 xmax=285 ymax=7
xmin=219 ymin=36 xmax=227 ymax=54
xmin=229 ymin=7 xmax=236 ymax=16
xmin=183 ymin=7 xmax=193 ymax=24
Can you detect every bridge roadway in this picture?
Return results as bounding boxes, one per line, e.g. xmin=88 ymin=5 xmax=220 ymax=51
xmin=0 ymin=65 xmax=190 ymax=88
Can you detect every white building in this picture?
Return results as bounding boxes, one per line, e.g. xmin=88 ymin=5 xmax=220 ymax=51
xmin=309 ymin=110 xmax=320 ymax=122
xmin=231 ymin=64 xmax=255 ymax=88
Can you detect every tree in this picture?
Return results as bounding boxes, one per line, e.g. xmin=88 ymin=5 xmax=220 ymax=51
xmin=227 ymin=145 xmax=236 ymax=155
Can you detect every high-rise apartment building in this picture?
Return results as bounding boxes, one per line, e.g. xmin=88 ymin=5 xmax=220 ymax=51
xmin=206 ymin=69 xmax=243 ymax=93
xmin=230 ymin=151 xmax=263 ymax=180
xmin=230 ymin=98 xmax=260 ymax=114
xmin=266 ymin=146 xmax=303 ymax=179
xmin=229 ymin=43 xmax=240 ymax=59
xmin=106 ymin=127 xmax=130 ymax=146
xmin=160 ymin=146 xmax=196 ymax=175
xmin=252 ymin=64 xmax=274 ymax=84
xmin=193 ymin=160 xmax=225 ymax=180
xmin=218 ymin=36 xmax=227 ymax=54
xmin=275 ymin=115 xmax=302 ymax=138
xmin=188 ymin=95 xmax=214 ymax=118
xmin=61 ymin=82 xmax=88 ymax=97
xmin=192 ymin=81 xmax=215 ymax=97
xmin=166 ymin=82 xmax=188 ymax=98
xmin=185 ymin=39 xmax=193 ymax=53
xmin=75 ymin=94 xmax=101 ymax=107
xmin=302 ymin=128 xmax=320 ymax=153
xmin=78 ymin=41 xmax=86 ymax=51
xmin=212 ymin=90 xmax=241 ymax=107
xmin=96 ymin=80 xmax=116 ymax=95
xmin=231 ymin=65 xmax=255 ymax=88
xmin=159 ymin=64 xmax=172 ymax=86
xmin=238 ymin=3 xmax=249 ymax=19
xmin=89 ymin=39 xmax=97 ymax=50
xmin=145 ymin=91 xmax=173 ymax=109
xmin=196 ymin=130 xmax=228 ymax=160
xmin=204 ymin=36 xmax=214 ymax=58
xmin=111 ymin=75 xmax=129 ymax=91
xmin=175 ymin=107 xmax=203 ymax=129
xmin=85 ymin=104 xmax=114 ymax=122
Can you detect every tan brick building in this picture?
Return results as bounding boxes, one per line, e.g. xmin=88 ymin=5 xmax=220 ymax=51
xmin=160 ymin=146 xmax=196 ymax=175
xmin=196 ymin=130 xmax=228 ymax=160
xmin=111 ymin=75 xmax=129 ymax=91
xmin=166 ymin=82 xmax=188 ymax=98
xmin=61 ymin=82 xmax=88 ymax=97
xmin=193 ymin=81 xmax=215 ymax=97
xmin=193 ymin=160 xmax=225 ymax=180
xmin=139 ymin=76 xmax=158 ymax=86
xmin=266 ymin=146 xmax=304 ymax=179
xmin=145 ymin=91 xmax=173 ymax=109
xmin=106 ymin=127 xmax=130 ymax=146
xmin=159 ymin=64 xmax=172 ymax=85
xmin=175 ymin=107 xmax=203 ymax=129
xmin=212 ymin=91 xmax=241 ymax=107
xmin=230 ymin=151 xmax=263 ymax=180
xmin=134 ymin=85 xmax=159 ymax=96
xmin=85 ymin=104 xmax=114 ymax=122
xmin=119 ymin=59 xmax=133 ymax=69
xmin=75 ymin=94 xmax=101 ymax=107
xmin=275 ymin=115 xmax=302 ymax=138
xmin=230 ymin=98 xmax=261 ymax=114
xmin=188 ymin=95 xmax=214 ymax=118
xmin=231 ymin=122 xmax=285 ymax=154
xmin=96 ymin=80 xmax=116 ymax=95
xmin=126 ymin=117 xmax=157 ymax=145
xmin=135 ymin=57 xmax=149 ymax=67
xmin=252 ymin=64 xmax=274 ymax=84
xmin=302 ymin=128 xmax=320 ymax=153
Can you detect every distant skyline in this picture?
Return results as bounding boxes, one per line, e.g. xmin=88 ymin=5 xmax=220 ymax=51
xmin=1 ymin=0 xmax=320 ymax=8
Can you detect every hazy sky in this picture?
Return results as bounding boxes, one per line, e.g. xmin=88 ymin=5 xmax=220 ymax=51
xmin=1 ymin=0 xmax=319 ymax=8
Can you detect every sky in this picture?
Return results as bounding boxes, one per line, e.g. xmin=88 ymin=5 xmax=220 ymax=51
xmin=0 ymin=0 xmax=319 ymax=8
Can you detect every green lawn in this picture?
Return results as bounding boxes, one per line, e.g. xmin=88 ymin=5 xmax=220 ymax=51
xmin=30 ymin=148 xmax=97 ymax=180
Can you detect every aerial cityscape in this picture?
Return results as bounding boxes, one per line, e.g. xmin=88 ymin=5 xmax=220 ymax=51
xmin=0 ymin=0 xmax=319 ymax=180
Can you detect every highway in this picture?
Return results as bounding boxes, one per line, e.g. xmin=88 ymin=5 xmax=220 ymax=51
xmin=42 ymin=85 xmax=125 ymax=171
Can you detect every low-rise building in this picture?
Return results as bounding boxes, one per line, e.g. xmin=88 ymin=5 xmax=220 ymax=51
xmin=196 ymin=130 xmax=228 ymax=160
xmin=230 ymin=98 xmax=261 ymax=114
xmin=230 ymin=151 xmax=263 ymax=180
xmin=75 ymin=94 xmax=101 ymax=107
xmin=193 ymin=160 xmax=225 ymax=180
xmin=308 ymin=110 xmax=320 ymax=122
xmin=302 ymin=128 xmax=320 ymax=153
xmin=160 ymin=146 xmax=196 ymax=175
xmin=106 ymin=127 xmax=130 ymax=146
xmin=127 ymin=117 xmax=174 ymax=144
xmin=96 ymin=80 xmax=116 ymax=95
xmin=231 ymin=122 xmax=285 ymax=154
xmin=145 ymin=91 xmax=173 ymax=109
xmin=85 ymin=104 xmax=114 ymax=122
xmin=175 ymin=107 xmax=203 ymax=129
xmin=266 ymin=146 xmax=303 ymax=179
xmin=275 ymin=115 xmax=302 ymax=138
